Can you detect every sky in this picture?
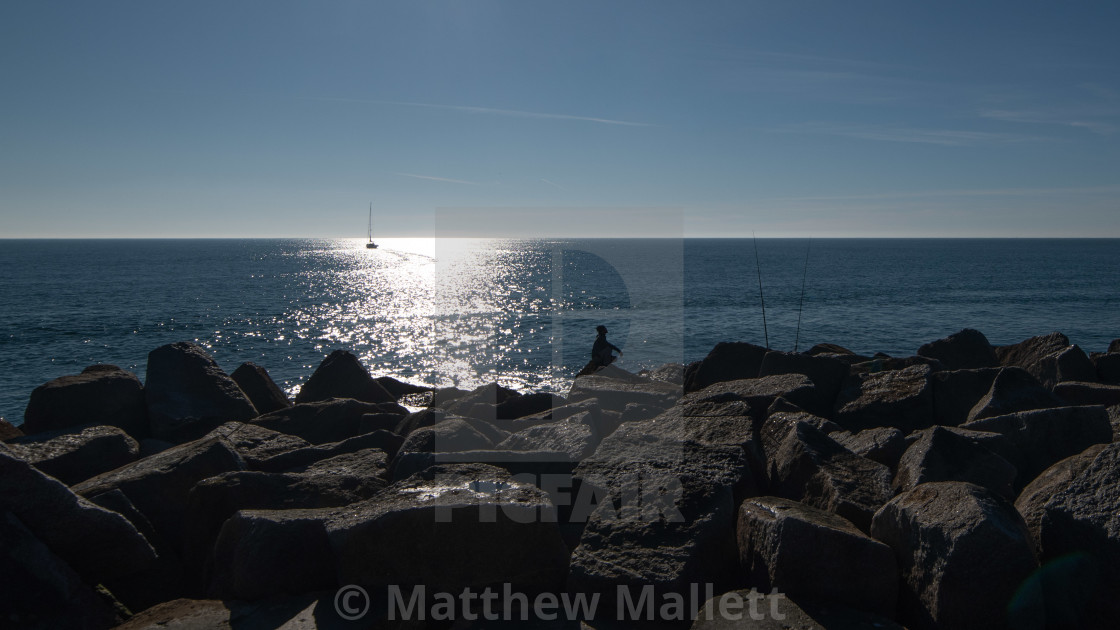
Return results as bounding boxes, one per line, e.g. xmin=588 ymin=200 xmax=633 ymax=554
xmin=1 ymin=1 xmax=1118 ymax=238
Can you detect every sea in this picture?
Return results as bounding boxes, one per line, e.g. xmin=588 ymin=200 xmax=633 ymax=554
xmin=1 ymin=238 xmax=1118 ymax=426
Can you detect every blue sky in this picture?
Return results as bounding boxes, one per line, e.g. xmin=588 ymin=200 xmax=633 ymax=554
xmin=1 ymin=1 xmax=1117 ymax=237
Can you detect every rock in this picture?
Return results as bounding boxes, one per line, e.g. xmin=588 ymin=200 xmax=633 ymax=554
xmin=963 ymin=405 xmax=1111 ymax=486
xmin=397 ymin=417 xmax=496 ymax=454
xmin=1111 ymin=405 xmax=1120 ymax=441
xmin=1014 ymin=444 xmax=1107 ymax=553
xmin=138 ymin=438 xmax=175 ymax=457
xmin=568 ymin=375 xmax=681 ymax=413
xmin=643 ymin=362 xmax=685 ymax=385
xmin=497 ymin=414 xmax=598 ymax=460
xmin=1053 ymin=381 xmax=1120 ymax=407
xmin=689 ymin=592 xmax=904 ymax=629
xmin=759 ymin=351 xmax=850 ymax=416
xmin=684 ymin=341 xmax=769 ymax=393
xmin=294 ymin=350 xmax=394 ymax=404
xmin=251 ymin=398 xmax=394 ymax=444
xmin=833 ymin=364 xmax=934 ymax=433
xmin=851 ymin=355 xmax=945 ymax=374
xmin=686 ymin=374 xmax=819 ymax=421
xmin=1031 ymin=442 xmax=1120 ymax=627
xmin=737 ymin=496 xmax=897 ymax=617
xmin=74 ymin=435 xmax=244 ymax=552
xmin=330 ymin=464 xmax=570 ymax=595
xmin=766 ymin=420 xmax=892 ymax=532
xmin=832 ymin=427 xmax=907 ymax=469
xmin=870 ymin=482 xmax=1040 ymax=630
xmin=394 ymin=407 xmax=441 ymax=437
xmin=205 ymin=421 xmax=309 ymax=468
xmin=22 ymin=364 xmax=148 ymax=439
xmin=110 ymin=596 xmax=336 ymax=630
xmin=375 ymin=375 xmax=433 ymax=399
xmin=441 ymin=382 xmax=523 ymax=413
xmin=930 ymin=367 xmax=1000 ymax=426
xmin=917 ymin=328 xmax=999 ymax=370
xmin=6 ymin=424 xmax=138 ymax=485
xmin=0 ymin=510 xmax=125 ymax=630
xmin=144 ymin=342 xmax=258 ymax=442
xmin=358 ymin=411 xmax=405 ymax=434
xmin=996 ymin=333 xmax=1096 ymax=388
xmin=209 ymin=508 xmax=338 ymax=599
xmin=0 ymin=449 xmax=156 ymax=583
xmin=496 ymin=392 xmax=567 ymax=420
xmin=229 ymin=362 xmax=291 ymax=414
xmin=254 ymin=429 xmax=403 ymax=473
xmin=1094 ymin=352 xmax=1120 ymax=385
xmin=966 ymin=367 xmax=1061 ymax=422
xmin=0 ymin=417 xmax=24 ymax=441
xmin=568 ymin=432 xmax=754 ymax=610
xmin=807 ymin=342 xmax=856 ymax=356
xmin=184 ymin=460 xmax=387 ymax=589
xmin=760 ymin=408 xmax=843 ymax=460
xmin=894 ymin=426 xmax=1017 ymax=499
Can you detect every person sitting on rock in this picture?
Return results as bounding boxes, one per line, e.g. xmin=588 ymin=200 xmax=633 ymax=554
xmin=591 ymin=325 xmax=622 ymax=369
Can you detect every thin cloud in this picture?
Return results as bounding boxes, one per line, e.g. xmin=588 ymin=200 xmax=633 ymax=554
xmin=980 ymin=109 xmax=1117 ymax=135
xmin=763 ymin=185 xmax=1120 ymax=203
xmin=770 ymin=122 xmax=1043 ymax=146
xmin=396 ymin=172 xmax=483 ymax=186
xmin=540 ymin=178 xmax=569 ymax=192
xmin=306 ymin=97 xmax=654 ymax=127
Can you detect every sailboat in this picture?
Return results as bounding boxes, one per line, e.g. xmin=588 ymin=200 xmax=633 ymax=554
xmin=365 ymin=202 xmax=378 ymax=249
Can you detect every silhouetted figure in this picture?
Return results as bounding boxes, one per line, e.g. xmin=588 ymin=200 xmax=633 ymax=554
xmin=577 ymin=325 xmax=622 ymax=377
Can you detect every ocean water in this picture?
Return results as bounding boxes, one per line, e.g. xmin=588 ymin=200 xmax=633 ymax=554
xmin=1 ymin=238 xmax=1118 ymax=425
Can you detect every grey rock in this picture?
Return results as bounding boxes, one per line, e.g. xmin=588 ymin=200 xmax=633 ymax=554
xmin=737 ymin=496 xmax=898 ymax=617
xmin=870 ymin=482 xmax=1040 ymax=630
xmin=294 ymin=350 xmax=394 ymax=404
xmin=0 ymin=449 xmax=156 ymax=583
xmin=7 ymin=424 xmax=139 ymax=485
xmin=229 ymin=362 xmax=291 ymax=414
xmin=850 ymin=355 xmax=945 ymax=374
xmin=832 ymin=427 xmax=907 ymax=469
xmin=144 ymin=342 xmax=257 ymax=442
xmin=894 ymin=425 xmax=1017 ymax=499
xmin=966 ymin=367 xmax=1061 ymax=422
xmin=0 ymin=417 xmax=24 ymax=441
xmin=930 ymin=367 xmax=1000 ymax=426
xmin=766 ymin=420 xmax=893 ymax=532
xmin=568 ymin=375 xmax=681 ymax=413
xmin=917 ymin=328 xmax=999 ymax=370
xmin=759 ymin=351 xmax=850 ymax=417
xmin=23 ymin=364 xmax=148 ymax=439
xmin=963 ymin=405 xmax=1111 ymax=486
xmin=256 ymin=429 xmax=403 ymax=473
xmin=686 ymin=374 xmax=819 ymax=421
xmin=496 ymin=392 xmax=567 ymax=420
xmin=497 ymin=414 xmax=598 ymax=461
xmin=1014 ymin=444 xmax=1106 ymax=554
xmin=1053 ymin=380 xmax=1120 ymax=407
xmin=252 ymin=398 xmax=394 ymax=444
xmin=206 ymin=421 xmax=309 ymax=468
xmin=1095 ymin=352 xmax=1120 ymax=385
xmin=74 ymin=435 xmax=244 ymax=552
xmin=833 ymin=364 xmax=934 ymax=433
xmin=684 ymin=341 xmax=769 ymax=393
xmin=643 ymin=362 xmax=686 ymax=385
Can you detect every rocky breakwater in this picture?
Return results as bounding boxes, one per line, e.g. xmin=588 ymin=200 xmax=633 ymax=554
xmin=2 ymin=329 xmax=1120 ymax=629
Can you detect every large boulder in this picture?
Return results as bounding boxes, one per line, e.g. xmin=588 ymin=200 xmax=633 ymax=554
xmin=833 ymin=364 xmax=934 ymax=433
xmin=251 ymin=398 xmax=395 ymax=444
xmin=996 ymin=332 xmax=1070 ymax=372
xmin=1014 ymin=444 xmax=1107 ymax=553
xmin=74 ymin=435 xmax=245 ymax=552
xmin=685 ymin=374 xmax=819 ymax=421
xmin=1094 ymin=352 xmax=1120 ymax=385
xmin=0 ymin=510 xmax=125 ymax=630
xmin=962 ymin=405 xmax=1111 ymax=486
xmin=930 ymin=367 xmax=1000 ymax=426
xmin=184 ymin=457 xmax=387 ymax=589
xmin=1053 ymin=381 xmax=1120 ymax=407
xmin=569 ymin=432 xmax=753 ymax=613
xmin=205 ymin=422 xmax=309 ymax=468
xmin=0 ymin=417 xmax=23 ymax=441
xmin=737 ymin=496 xmax=897 ymax=617
xmin=254 ymin=429 xmax=403 ymax=473
xmin=917 ymin=328 xmax=999 ymax=370
xmin=758 ymin=351 xmax=850 ymax=416
xmin=294 ymin=350 xmax=394 ymax=404
xmin=684 ymin=342 xmax=769 ymax=393
xmin=996 ymin=333 xmax=1096 ymax=388
xmin=1027 ymin=442 xmax=1120 ymax=627
xmin=832 ymin=427 xmax=907 ymax=469
xmin=0 ymin=449 xmax=156 ymax=583
xmin=496 ymin=392 xmax=567 ymax=420
xmin=496 ymin=414 xmax=598 ymax=461
xmin=568 ymin=375 xmax=681 ymax=413
xmin=894 ymin=426 xmax=1017 ymax=499
xmin=870 ymin=482 xmax=1040 ymax=630
xmin=765 ymin=420 xmax=892 ymax=532
xmin=22 ymin=364 xmax=148 ymax=439
xmin=6 ymin=424 xmax=139 ymax=485
xmin=229 ymin=362 xmax=291 ymax=414
xmin=144 ymin=342 xmax=258 ymax=442
xmin=966 ymin=367 xmax=1061 ymax=422
xmin=442 ymin=382 xmax=523 ymax=419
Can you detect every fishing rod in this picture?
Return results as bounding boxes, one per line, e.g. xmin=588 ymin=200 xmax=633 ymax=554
xmin=794 ymin=238 xmax=811 ymax=352
xmin=752 ymin=232 xmax=769 ymax=349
